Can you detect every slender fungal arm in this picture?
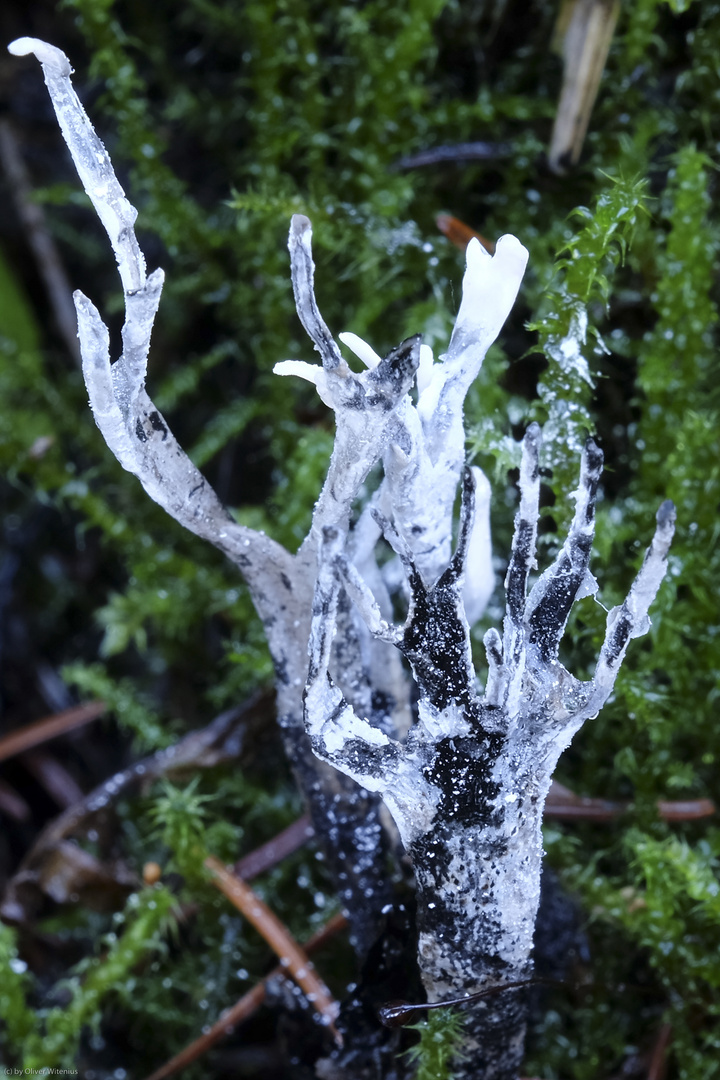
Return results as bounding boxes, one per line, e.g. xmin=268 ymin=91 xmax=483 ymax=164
xmin=288 ymin=214 xmax=345 ymax=372
xmin=525 ymin=437 xmax=604 ymax=660
xmin=583 ymin=499 xmax=676 ymax=717
xmin=8 ymin=37 xmax=146 ymax=292
xmin=304 ymin=527 xmax=402 ymax=786
xmin=8 ymin=37 xmax=291 ymax=599
xmin=277 ymin=222 xmax=421 ymax=544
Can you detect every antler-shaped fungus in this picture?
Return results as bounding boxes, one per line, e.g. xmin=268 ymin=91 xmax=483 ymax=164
xmin=11 ymin=37 xmax=675 ymax=1079
xmin=304 ymin=427 xmax=674 ymax=1079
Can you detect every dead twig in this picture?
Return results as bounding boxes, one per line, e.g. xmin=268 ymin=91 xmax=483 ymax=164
xmin=548 ymin=0 xmax=621 ymax=173
xmin=205 ymin=855 xmax=342 ymax=1045
xmin=394 ymin=141 xmax=511 ymax=170
xmin=0 ymin=701 xmax=106 ymax=764
xmin=654 ymin=800 xmax=715 ymax=821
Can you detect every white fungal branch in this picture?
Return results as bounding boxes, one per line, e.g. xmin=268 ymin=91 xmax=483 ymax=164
xmin=8 ymin=38 xmax=146 ymax=293
xmin=278 ymin=215 xmax=423 ymax=547
xmin=303 ymin=423 xmax=674 ymax=1079
xmin=7 ymin=37 xmax=291 ymax=611
xmin=277 ymin=221 xmax=528 ymax=613
xmin=288 ymin=214 xmax=345 ymax=371
xmin=484 ymin=427 xmax=675 ymax=738
xmin=587 ymin=498 xmax=675 ymax=713
xmin=382 ymin=236 xmax=527 ymax=593
xmin=11 ymin=36 xmax=402 ymax=956
xmin=304 ymin=469 xmax=498 ymax=841
xmin=419 ymin=235 xmax=530 ymax=457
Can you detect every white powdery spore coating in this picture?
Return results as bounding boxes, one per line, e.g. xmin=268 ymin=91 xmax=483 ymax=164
xmin=416 ymin=699 xmax=472 ymax=742
xmin=9 ymin=36 xmax=71 ymax=72
xmin=451 ymin=235 xmax=530 ymax=354
xmin=322 ymin=708 xmax=390 ymax=754
xmin=382 ymin=763 xmax=442 ymax=848
xmin=338 ymin=331 xmax=381 ymax=369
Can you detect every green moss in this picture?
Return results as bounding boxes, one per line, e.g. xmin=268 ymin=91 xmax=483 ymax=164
xmin=528 ymin=174 xmax=648 ymax=518
xmin=405 ymin=1008 xmax=466 ymax=1080
xmin=0 ymin=923 xmax=38 ymax=1053
xmin=18 ymin=886 xmax=177 ymax=1069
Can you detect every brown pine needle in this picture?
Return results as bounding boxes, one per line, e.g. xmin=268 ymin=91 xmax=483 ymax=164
xmin=647 ymin=1023 xmax=672 ymax=1080
xmin=21 ymin=750 xmax=85 ymax=808
xmin=0 ymin=777 xmax=31 ymax=821
xmin=655 ymin=799 xmax=715 ymax=821
xmin=436 ymin=213 xmax=495 ymax=254
xmin=205 ymin=855 xmax=342 ymax=1045
xmin=142 ymin=911 xmax=349 ymax=1080
xmin=0 ymin=701 xmax=106 ymax=764
xmin=235 ymin=812 xmax=314 ymax=880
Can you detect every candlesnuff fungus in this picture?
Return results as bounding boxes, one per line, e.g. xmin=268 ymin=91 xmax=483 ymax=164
xmin=10 ymin=35 xmax=675 ymax=1079
xmin=304 ymin=436 xmax=673 ymax=1077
